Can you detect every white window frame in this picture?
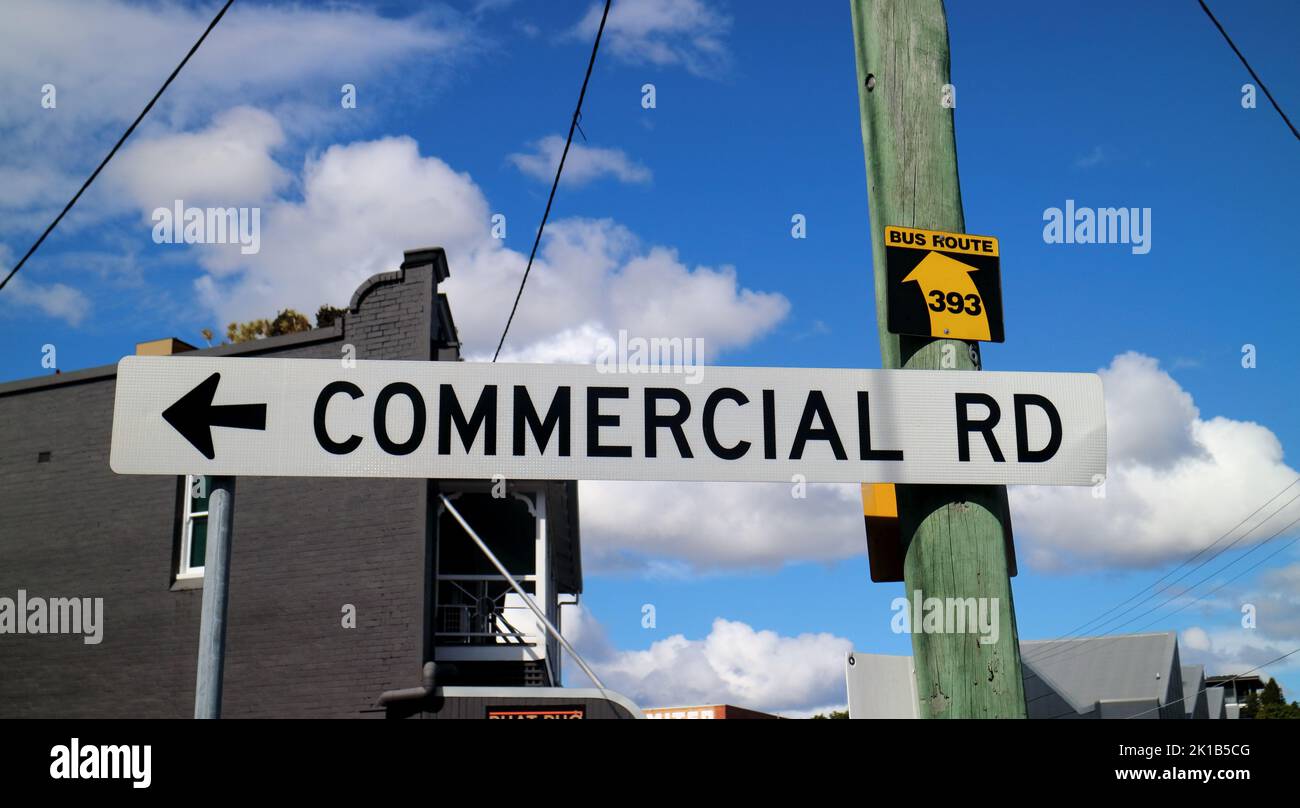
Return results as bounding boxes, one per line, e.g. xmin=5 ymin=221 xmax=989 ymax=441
xmin=434 ymin=485 xmax=553 ymax=680
xmin=178 ymin=474 xmax=208 ymax=579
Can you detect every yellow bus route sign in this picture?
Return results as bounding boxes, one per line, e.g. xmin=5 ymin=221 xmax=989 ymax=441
xmin=884 ymin=225 xmax=1005 ymax=343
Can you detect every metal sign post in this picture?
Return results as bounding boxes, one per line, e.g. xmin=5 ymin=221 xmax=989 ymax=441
xmin=194 ymin=475 xmax=235 ymax=719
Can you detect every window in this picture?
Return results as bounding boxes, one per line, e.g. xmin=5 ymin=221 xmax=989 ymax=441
xmin=179 ymin=475 xmax=210 ymax=578
xmin=432 ymin=487 xmax=561 ymax=685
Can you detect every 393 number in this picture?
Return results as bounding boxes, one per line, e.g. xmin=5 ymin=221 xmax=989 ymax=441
xmin=928 ymin=290 xmax=982 ymax=316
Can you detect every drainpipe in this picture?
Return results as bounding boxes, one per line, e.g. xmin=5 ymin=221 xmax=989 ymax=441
xmin=376 ymin=661 xmax=437 ymax=707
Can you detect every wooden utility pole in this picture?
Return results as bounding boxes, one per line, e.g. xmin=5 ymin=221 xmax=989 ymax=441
xmin=850 ymin=0 xmax=1027 ymax=718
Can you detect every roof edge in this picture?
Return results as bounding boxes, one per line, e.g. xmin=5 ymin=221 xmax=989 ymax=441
xmin=0 ymin=321 xmax=344 ymax=397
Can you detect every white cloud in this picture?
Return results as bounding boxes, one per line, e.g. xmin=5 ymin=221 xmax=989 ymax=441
xmin=1074 ymin=145 xmax=1106 ymax=169
xmin=0 ymin=0 xmax=474 ymax=231
xmin=564 ymin=605 xmax=851 ymax=715
xmin=564 ymin=362 xmax=1288 ymax=579
xmin=1011 ymin=352 xmax=1299 ymax=570
xmin=1243 ymin=562 xmax=1300 ymax=639
xmin=509 ymin=135 xmax=651 ymax=186
xmin=109 ymin=106 xmax=288 ymax=211
xmin=473 ymin=0 xmax=520 ymax=14
xmin=1175 ymin=562 xmax=1300 ymax=684
xmin=1178 ymin=625 xmax=1300 ymax=679
xmin=184 ymin=126 xmax=787 ymax=359
xmin=573 ymin=351 xmax=1298 ymax=576
xmin=196 ymin=134 xmax=489 ymax=323
xmin=0 ymin=1 xmax=469 ymax=131
xmin=1260 ymin=562 xmax=1300 ymax=591
xmin=1101 ymin=351 xmax=1200 ymax=468
xmin=3 ymin=275 xmax=91 ymax=326
xmin=0 ymin=243 xmax=91 ymax=327
xmin=572 ymin=0 xmax=732 ymax=77
xmin=492 ymin=322 xmax=611 ymax=364
xmin=0 ymin=163 xmax=77 ymax=218
xmin=1182 ymin=626 xmax=1212 ymax=653
xmin=579 ymin=480 xmax=862 ymax=572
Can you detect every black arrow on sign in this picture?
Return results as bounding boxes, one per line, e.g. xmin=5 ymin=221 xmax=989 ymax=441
xmin=161 ymin=372 xmax=267 ymax=460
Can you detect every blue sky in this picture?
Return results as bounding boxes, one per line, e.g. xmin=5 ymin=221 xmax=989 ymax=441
xmin=2 ymin=0 xmax=1298 ymax=714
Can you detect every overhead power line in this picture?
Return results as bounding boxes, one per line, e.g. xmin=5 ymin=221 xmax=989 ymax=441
xmin=0 ymin=0 xmax=237 ymax=293
xmin=1038 ymin=645 xmax=1300 ymax=720
xmin=1027 ymin=499 xmax=1300 ymax=673
xmin=1121 ymin=646 xmax=1300 ymax=720
xmin=1022 ymin=476 xmax=1300 ymax=664
xmin=1035 ymin=485 xmax=1300 ymax=651
xmin=1021 ymin=506 xmax=1300 ymax=705
xmin=492 ymin=0 xmax=612 ymax=362
xmin=1197 ymin=0 xmax=1299 ymax=141
xmin=1139 ymin=531 xmax=1300 ymax=629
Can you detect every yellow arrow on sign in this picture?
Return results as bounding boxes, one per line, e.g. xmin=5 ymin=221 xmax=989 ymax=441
xmin=901 ymin=251 xmax=991 ymax=341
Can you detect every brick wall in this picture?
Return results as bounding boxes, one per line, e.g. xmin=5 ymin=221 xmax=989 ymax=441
xmin=0 ymin=252 xmax=452 ymax=718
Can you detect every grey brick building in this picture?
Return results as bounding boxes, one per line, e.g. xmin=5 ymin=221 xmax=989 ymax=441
xmin=0 ymin=248 xmax=604 ymax=718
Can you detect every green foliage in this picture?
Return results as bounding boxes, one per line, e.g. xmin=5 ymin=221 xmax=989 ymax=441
xmin=270 ymin=308 xmax=311 ymax=336
xmin=315 ymin=305 xmax=347 ymax=328
xmin=1250 ymin=678 xmax=1300 ymax=719
xmin=1253 ymin=701 xmax=1300 ymax=719
xmin=1262 ymin=678 xmax=1283 ymax=705
xmin=1242 ymin=690 xmax=1259 ymax=719
xmin=811 ymin=710 xmax=849 ymax=719
xmin=224 ymin=308 xmax=313 ymax=344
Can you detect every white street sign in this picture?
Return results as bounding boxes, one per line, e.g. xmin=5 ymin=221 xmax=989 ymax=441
xmin=109 ymin=356 xmax=1106 ymax=485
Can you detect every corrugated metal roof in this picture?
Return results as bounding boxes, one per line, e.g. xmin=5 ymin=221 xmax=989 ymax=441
xmin=1021 ymin=631 xmax=1178 ymax=714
